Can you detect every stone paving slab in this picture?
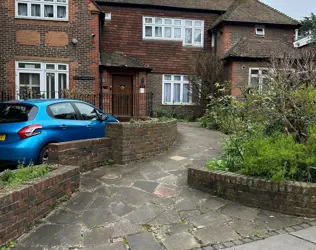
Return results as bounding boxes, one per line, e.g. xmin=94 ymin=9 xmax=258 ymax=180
xmin=13 ymin=123 xmax=315 ymax=250
xmin=291 ymin=226 xmax=316 ymax=244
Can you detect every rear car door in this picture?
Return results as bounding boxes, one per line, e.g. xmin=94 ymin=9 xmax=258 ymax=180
xmin=73 ymin=102 xmax=106 ymax=139
xmin=46 ymin=102 xmax=84 ymax=141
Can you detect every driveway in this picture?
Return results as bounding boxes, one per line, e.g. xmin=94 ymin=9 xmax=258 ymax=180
xmin=15 ymin=123 xmax=315 ymax=250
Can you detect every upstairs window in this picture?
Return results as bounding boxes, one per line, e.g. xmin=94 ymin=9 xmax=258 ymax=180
xmin=143 ymin=17 xmax=204 ymax=47
xmin=255 ymin=26 xmax=265 ymax=37
xmin=16 ymin=0 xmax=68 ymax=21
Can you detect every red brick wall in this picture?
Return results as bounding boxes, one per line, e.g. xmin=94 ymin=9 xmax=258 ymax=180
xmin=100 ymin=6 xmax=219 ymax=74
xmin=216 ymin=23 xmax=295 ymax=56
xmin=0 ymin=0 xmax=101 ymax=93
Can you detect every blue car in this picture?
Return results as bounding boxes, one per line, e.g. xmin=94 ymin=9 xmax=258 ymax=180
xmin=0 ymin=99 xmax=118 ymax=166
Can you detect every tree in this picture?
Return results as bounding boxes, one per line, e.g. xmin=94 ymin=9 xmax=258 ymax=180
xmin=189 ymin=52 xmax=225 ymax=108
xmin=299 ymin=13 xmax=316 ymax=44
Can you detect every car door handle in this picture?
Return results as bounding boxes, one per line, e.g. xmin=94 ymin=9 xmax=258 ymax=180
xmin=60 ymin=125 xmax=67 ymax=129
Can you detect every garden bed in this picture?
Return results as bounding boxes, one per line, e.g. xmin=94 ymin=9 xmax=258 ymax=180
xmin=0 ymin=165 xmax=80 ymax=246
xmin=188 ymin=165 xmax=316 ymax=218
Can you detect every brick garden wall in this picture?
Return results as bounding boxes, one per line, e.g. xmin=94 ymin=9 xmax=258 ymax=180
xmin=188 ymin=167 xmax=316 ymax=218
xmin=48 ymin=138 xmax=112 ymax=172
xmin=106 ymin=120 xmax=178 ymax=164
xmin=0 ymin=165 xmax=80 ymax=246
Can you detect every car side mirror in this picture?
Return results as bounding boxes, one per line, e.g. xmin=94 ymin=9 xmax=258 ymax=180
xmin=101 ymin=114 xmax=108 ymax=121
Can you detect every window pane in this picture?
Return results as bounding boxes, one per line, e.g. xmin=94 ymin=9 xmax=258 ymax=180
xmin=46 ymin=64 xmax=55 ymax=70
xmin=18 ymin=63 xmax=41 ymax=69
xmin=164 ymin=19 xmax=172 ymax=25
xmin=174 ymin=28 xmax=181 ymax=38
xmin=183 ymin=76 xmax=189 ymax=81
xmin=44 ymin=5 xmax=54 ymax=18
xmin=194 ymin=29 xmax=202 ymax=43
xmin=58 ymin=65 xmax=67 ymax=70
xmin=75 ymin=103 xmax=98 ymax=121
xmin=251 ymin=69 xmax=259 ymax=75
xmin=185 ymin=20 xmax=192 ymax=26
xmin=194 ymin=21 xmax=202 ymax=27
xmin=46 ymin=73 xmax=55 ymax=98
xmin=18 ymin=3 xmax=28 ymax=16
xmin=174 ymin=75 xmax=181 ymax=81
xmin=183 ymin=84 xmax=190 ymax=103
xmin=251 ymin=77 xmax=259 ymax=89
xmin=58 ymin=73 xmax=68 ymax=91
xmin=30 ymin=74 xmax=40 ymax=86
xmin=173 ymin=83 xmax=181 ymax=103
xmin=164 ymin=83 xmax=171 ymax=103
xmin=145 ymin=26 xmax=152 ymax=37
xmin=155 ymin=18 xmax=162 ymax=24
xmin=164 ymin=75 xmax=171 ymax=81
xmin=174 ymin=20 xmax=181 ymax=26
xmin=145 ymin=17 xmax=152 ymax=24
xmin=19 ymin=73 xmax=40 ymax=99
xmin=262 ymin=69 xmax=268 ymax=75
xmin=31 ymin=4 xmax=41 ymax=17
xmin=164 ymin=27 xmax=172 ymax=38
xmin=155 ymin=27 xmax=162 ymax=37
xmin=57 ymin=6 xmax=66 ymax=18
xmin=49 ymin=103 xmax=77 ymax=120
xmin=185 ymin=28 xmax=192 ymax=44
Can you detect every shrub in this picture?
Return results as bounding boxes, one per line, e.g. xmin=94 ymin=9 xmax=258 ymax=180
xmin=0 ymin=164 xmax=52 ymax=189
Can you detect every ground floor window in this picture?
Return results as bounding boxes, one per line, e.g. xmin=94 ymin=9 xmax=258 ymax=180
xmin=249 ymin=68 xmax=269 ymax=91
xmin=162 ymin=74 xmax=191 ymax=105
xmin=16 ymin=62 xmax=69 ymax=99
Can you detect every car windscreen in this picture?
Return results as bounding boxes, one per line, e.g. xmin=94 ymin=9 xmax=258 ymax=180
xmin=0 ymin=103 xmax=38 ymax=124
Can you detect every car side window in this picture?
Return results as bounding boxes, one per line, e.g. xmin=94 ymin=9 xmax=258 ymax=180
xmin=75 ymin=103 xmax=99 ymax=121
xmin=48 ymin=103 xmax=77 ymax=120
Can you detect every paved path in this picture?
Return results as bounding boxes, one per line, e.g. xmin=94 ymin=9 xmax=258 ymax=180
xmin=16 ymin=123 xmax=315 ymax=250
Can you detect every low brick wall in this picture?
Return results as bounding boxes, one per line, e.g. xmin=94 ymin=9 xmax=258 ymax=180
xmin=107 ymin=120 xmax=178 ymax=164
xmin=0 ymin=166 xmax=80 ymax=245
xmin=188 ymin=166 xmax=316 ymax=218
xmin=48 ymin=138 xmax=112 ymax=172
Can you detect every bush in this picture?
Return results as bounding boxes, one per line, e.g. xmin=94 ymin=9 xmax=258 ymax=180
xmin=0 ymin=164 xmax=52 ymax=188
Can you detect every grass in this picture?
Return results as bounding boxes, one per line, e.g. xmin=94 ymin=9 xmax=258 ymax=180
xmin=0 ymin=164 xmax=52 ymax=189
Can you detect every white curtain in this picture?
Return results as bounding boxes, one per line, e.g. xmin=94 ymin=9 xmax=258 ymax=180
xmin=155 ymin=27 xmax=162 ymax=37
xmin=185 ymin=28 xmax=192 ymax=44
xmin=164 ymin=83 xmax=171 ymax=103
xmin=164 ymin=27 xmax=172 ymax=38
xmin=183 ymin=84 xmax=190 ymax=103
xmin=57 ymin=6 xmax=66 ymax=18
xmin=174 ymin=28 xmax=181 ymax=38
xmin=31 ymin=4 xmax=40 ymax=17
xmin=44 ymin=5 xmax=54 ymax=17
xmin=173 ymin=83 xmax=181 ymax=103
xmin=18 ymin=3 xmax=27 ymax=16
xmin=194 ymin=29 xmax=202 ymax=43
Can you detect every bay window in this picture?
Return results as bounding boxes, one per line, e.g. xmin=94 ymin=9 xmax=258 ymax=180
xmin=16 ymin=62 xmax=69 ymax=99
xmin=143 ymin=17 xmax=204 ymax=47
xmin=162 ymin=75 xmax=192 ymax=105
xmin=16 ymin=0 xmax=68 ymax=21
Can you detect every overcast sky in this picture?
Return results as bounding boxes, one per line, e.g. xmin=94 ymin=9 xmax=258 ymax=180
xmin=260 ymin=0 xmax=316 ymax=20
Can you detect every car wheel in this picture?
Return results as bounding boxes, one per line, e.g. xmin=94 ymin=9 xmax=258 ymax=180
xmin=38 ymin=145 xmax=49 ymax=164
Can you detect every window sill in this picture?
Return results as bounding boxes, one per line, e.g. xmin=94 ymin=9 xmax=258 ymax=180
xmin=162 ymin=103 xmax=199 ymax=106
xmin=15 ymin=16 xmax=69 ymax=22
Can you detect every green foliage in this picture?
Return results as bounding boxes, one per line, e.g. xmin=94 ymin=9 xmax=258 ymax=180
xmin=1 ymin=240 xmax=15 ymax=250
xmin=153 ymin=108 xmax=198 ymax=122
xmin=299 ymin=12 xmax=316 ymax=44
xmin=0 ymin=164 xmax=51 ymax=189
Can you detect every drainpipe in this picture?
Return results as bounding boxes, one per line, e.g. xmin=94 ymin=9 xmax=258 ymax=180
xmin=99 ymin=12 xmax=105 ymax=110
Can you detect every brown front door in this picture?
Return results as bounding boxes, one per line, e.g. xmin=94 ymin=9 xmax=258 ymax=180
xmin=112 ymin=75 xmax=133 ymax=117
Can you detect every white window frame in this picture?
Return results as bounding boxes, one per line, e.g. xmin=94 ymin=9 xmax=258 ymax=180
xmin=16 ymin=61 xmax=69 ymax=99
xmin=248 ymin=68 xmax=269 ymax=91
xmin=255 ymin=26 xmax=265 ymax=37
xmin=143 ymin=16 xmax=204 ymax=48
xmin=162 ymin=74 xmax=192 ymax=105
xmin=15 ymin=0 xmax=68 ymax=21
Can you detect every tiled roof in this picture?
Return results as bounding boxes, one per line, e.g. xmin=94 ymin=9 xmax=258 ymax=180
xmin=95 ymin=0 xmax=235 ymax=11
xmin=223 ymin=37 xmax=294 ymax=59
xmin=212 ymin=0 xmax=299 ymax=28
xmin=101 ymin=52 xmax=152 ymax=70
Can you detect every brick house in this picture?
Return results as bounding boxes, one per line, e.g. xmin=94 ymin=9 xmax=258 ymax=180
xmin=0 ymin=0 xmax=300 ymax=118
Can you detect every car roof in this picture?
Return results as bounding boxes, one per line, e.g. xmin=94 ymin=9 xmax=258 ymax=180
xmin=5 ymin=99 xmax=86 ymax=107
